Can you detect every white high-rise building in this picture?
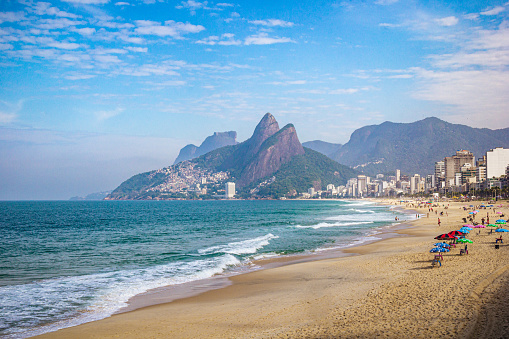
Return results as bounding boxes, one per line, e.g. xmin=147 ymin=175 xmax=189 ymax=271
xmin=410 ymin=174 xmax=420 ymax=194
xmin=396 ymin=169 xmax=401 ymax=182
xmin=225 ymin=182 xmax=235 ymax=199
xmin=486 ymin=148 xmax=509 ymax=179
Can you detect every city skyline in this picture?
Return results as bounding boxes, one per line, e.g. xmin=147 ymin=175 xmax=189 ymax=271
xmin=1 ymin=0 xmax=509 ymax=199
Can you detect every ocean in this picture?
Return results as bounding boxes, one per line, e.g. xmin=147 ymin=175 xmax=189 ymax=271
xmin=0 ymin=200 xmax=411 ymax=338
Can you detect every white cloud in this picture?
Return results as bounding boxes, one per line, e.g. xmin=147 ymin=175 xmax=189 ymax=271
xmin=217 ymin=3 xmax=234 ymax=7
xmin=135 ymin=20 xmax=205 ymax=38
xmin=244 ymin=33 xmax=294 ymax=45
xmin=249 ymin=19 xmax=294 ymax=27
xmin=125 ymin=46 xmax=147 ymax=52
xmin=269 ymin=80 xmax=307 ymax=85
xmin=481 ymin=6 xmax=505 ymax=16
xmin=196 ymin=33 xmax=241 ymax=45
xmin=33 ymin=2 xmax=80 ymax=19
xmin=178 ymin=0 xmax=207 ymax=10
xmin=71 ymin=27 xmax=96 ymax=36
xmin=65 ymin=73 xmax=96 ymax=80
xmin=0 ymin=112 xmax=17 ymax=124
xmin=414 ymin=68 xmax=509 ymax=126
xmin=46 ymin=41 xmax=82 ymax=49
xmin=114 ymin=2 xmax=130 ymax=5
xmin=94 ymin=54 xmax=122 ymax=63
xmin=61 ymin=0 xmax=110 ymax=4
xmin=329 ymin=88 xmax=359 ymax=94
xmin=94 ymin=107 xmax=123 ymax=121
xmin=435 ymin=16 xmax=458 ymax=27
xmin=0 ymin=43 xmax=14 ymax=50
xmin=0 ymin=100 xmax=23 ymax=125
xmin=463 ymin=13 xmax=479 ymax=21
xmin=35 ymin=18 xmax=87 ymax=29
xmin=375 ymin=0 xmax=399 ymax=5
xmin=0 ymin=12 xmax=26 ymax=24
xmin=379 ymin=22 xmax=402 ymax=28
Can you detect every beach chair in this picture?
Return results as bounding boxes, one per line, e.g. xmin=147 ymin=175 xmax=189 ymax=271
xmin=432 ymin=258 xmax=441 ymax=267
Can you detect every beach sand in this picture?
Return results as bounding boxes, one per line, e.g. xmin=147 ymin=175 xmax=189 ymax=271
xmin=36 ymin=200 xmax=509 ymax=339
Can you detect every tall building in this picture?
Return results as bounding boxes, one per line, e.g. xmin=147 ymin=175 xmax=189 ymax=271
xmin=486 ymin=147 xmax=509 ymax=179
xmin=396 ymin=169 xmax=401 ymax=182
xmin=410 ymin=174 xmax=421 ymax=194
xmin=225 ymin=182 xmax=235 ymax=199
xmin=357 ymin=175 xmax=368 ymax=196
xmin=444 ymin=150 xmax=475 ymax=186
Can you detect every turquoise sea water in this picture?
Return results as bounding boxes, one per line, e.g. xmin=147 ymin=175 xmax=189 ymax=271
xmin=0 ymin=200 xmax=410 ymax=338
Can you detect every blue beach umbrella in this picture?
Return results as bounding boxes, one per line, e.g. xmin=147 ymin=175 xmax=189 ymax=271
xmin=458 ymin=229 xmax=469 ymax=233
xmin=495 ymin=228 xmax=509 ymax=232
xmin=468 ymin=212 xmax=475 ymax=214
xmin=460 ymin=227 xmax=473 ymax=230
xmin=430 ymin=247 xmax=450 ymax=253
xmin=434 ymin=243 xmax=450 ymax=248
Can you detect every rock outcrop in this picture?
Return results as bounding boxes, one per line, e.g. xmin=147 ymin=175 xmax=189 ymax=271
xmin=236 ymin=123 xmax=305 ymax=187
xmin=174 ymin=131 xmax=237 ymax=164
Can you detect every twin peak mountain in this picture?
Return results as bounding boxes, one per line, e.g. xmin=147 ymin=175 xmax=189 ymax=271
xmin=106 ymin=113 xmax=356 ymax=199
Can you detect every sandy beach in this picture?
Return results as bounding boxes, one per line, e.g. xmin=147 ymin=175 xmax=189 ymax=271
xmin=36 ymin=199 xmax=509 ymax=339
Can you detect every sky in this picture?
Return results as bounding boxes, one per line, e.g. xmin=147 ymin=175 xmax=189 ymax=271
xmin=1 ymin=0 xmax=509 ymax=200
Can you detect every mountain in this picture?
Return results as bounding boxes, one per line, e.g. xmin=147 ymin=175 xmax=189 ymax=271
xmin=330 ymin=117 xmax=509 ymax=176
xmin=69 ymin=190 xmax=112 ymax=201
xmin=106 ymin=113 xmax=357 ymax=200
xmin=173 ymin=131 xmax=237 ymax=164
xmin=302 ymin=140 xmax=342 ymax=157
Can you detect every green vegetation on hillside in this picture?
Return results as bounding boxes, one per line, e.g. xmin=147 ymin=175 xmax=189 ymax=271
xmin=242 ymin=148 xmax=358 ymax=198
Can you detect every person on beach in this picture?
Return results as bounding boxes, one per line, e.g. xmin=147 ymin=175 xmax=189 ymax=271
xmin=438 ymin=218 xmax=441 ymax=227
xmin=464 ymin=244 xmax=468 ymax=254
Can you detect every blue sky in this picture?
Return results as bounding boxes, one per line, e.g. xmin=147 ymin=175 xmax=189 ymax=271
xmin=1 ymin=0 xmax=509 ymax=199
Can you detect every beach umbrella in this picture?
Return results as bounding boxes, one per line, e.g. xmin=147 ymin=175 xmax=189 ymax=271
xmin=460 ymin=226 xmax=473 ymax=230
xmin=463 ymin=224 xmax=474 ymax=227
xmin=474 ymin=225 xmax=486 ymax=228
xmin=487 ymin=224 xmax=497 ymax=227
xmin=434 ymin=243 xmax=450 ymax=248
xmin=469 ymin=205 xmax=474 ymax=207
xmin=435 ymin=233 xmax=456 ymax=240
xmin=497 ymin=212 xmax=503 ymax=214
xmin=448 ymin=230 xmax=465 ymax=236
xmin=468 ymin=212 xmax=475 ymax=215
xmin=458 ymin=229 xmax=469 ymax=234
xmin=457 ymin=238 xmax=473 ymax=243
xmin=495 ymin=229 xmax=509 ymax=232
xmin=430 ymin=247 xmax=449 ymax=253
xmin=496 ymin=220 xmax=507 ymax=224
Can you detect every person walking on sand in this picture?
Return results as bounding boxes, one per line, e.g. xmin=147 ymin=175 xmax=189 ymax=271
xmin=438 ymin=218 xmax=441 ymax=227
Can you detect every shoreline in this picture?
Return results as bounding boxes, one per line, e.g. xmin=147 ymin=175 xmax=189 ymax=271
xmin=35 ymin=199 xmax=509 ymax=338
xmin=116 ymin=199 xmax=415 ymax=314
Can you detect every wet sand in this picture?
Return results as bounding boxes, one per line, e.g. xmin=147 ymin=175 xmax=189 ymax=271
xmin=36 ymin=199 xmax=509 ymax=339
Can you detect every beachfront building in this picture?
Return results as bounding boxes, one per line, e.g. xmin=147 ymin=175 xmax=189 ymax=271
xmin=308 ymin=187 xmax=316 ymax=197
xmin=434 ymin=161 xmax=445 ymax=189
xmin=396 ymin=169 xmax=401 ymax=182
xmin=225 ymin=182 xmax=235 ymax=199
xmin=444 ymin=150 xmax=475 ymax=188
xmin=486 ymin=148 xmax=509 ymax=179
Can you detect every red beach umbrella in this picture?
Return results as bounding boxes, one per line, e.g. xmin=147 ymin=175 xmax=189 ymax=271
xmin=434 ymin=233 xmax=456 ymax=240
xmin=448 ymin=230 xmax=465 ymax=236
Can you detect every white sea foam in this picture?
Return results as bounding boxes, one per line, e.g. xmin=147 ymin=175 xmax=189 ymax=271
xmin=0 ymin=254 xmax=241 ymax=338
xmin=344 ymin=200 xmax=374 ymax=207
xmin=346 ymin=208 xmax=375 ymax=213
xmin=198 ymin=233 xmax=279 ymax=255
xmin=325 ymin=213 xmax=395 ymax=222
xmin=294 ymin=221 xmax=374 ymax=229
